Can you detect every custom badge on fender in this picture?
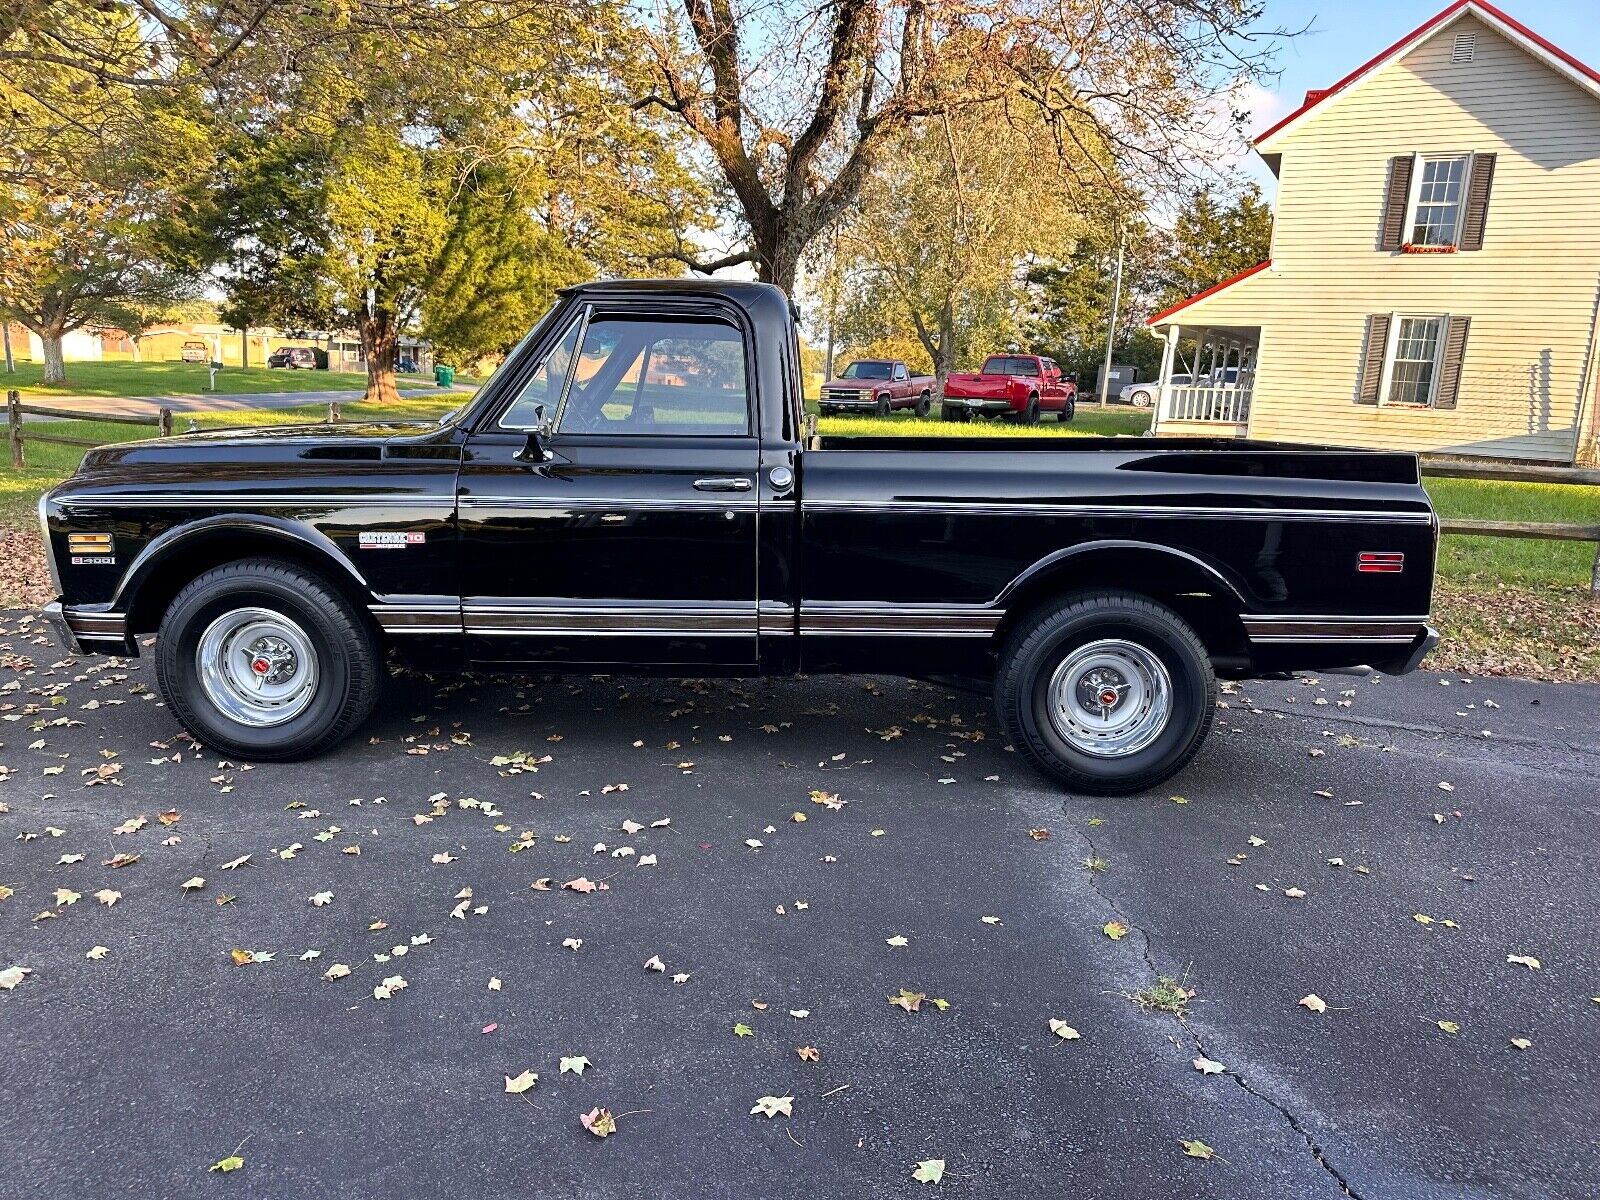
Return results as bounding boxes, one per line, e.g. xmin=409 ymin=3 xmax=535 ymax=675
xmin=358 ymin=531 xmax=426 ymax=550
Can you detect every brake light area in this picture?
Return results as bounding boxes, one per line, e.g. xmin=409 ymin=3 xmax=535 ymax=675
xmin=1357 ymin=551 xmax=1405 ymax=574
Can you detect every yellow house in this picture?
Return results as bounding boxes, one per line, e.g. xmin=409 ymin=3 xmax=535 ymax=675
xmin=1149 ymin=0 xmax=1600 ymax=464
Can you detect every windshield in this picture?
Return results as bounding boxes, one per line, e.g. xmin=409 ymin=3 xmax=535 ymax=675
xmin=840 ymin=361 xmax=892 ymax=379
xmin=982 ymin=356 xmax=1039 ymax=376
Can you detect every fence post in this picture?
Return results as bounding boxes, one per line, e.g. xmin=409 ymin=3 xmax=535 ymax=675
xmin=328 ymin=399 xmax=341 ymax=423
xmin=158 ymin=407 xmax=173 ymax=437
xmin=7 ymin=390 xmax=20 ymax=468
xmin=1591 ymin=541 xmax=1599 ymax=600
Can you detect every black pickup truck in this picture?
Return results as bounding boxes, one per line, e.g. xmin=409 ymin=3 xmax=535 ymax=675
xmin=39 ymin=280 xmax=1438 ymax=793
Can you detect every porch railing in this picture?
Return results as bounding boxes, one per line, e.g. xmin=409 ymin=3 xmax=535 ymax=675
xmin=1162 ymin=384 xmax=1253 ymax=424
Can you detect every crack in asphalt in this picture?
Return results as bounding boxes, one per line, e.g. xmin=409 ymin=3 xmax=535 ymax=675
xmin=1072 ymin=817 xmax=1364 ymax=1200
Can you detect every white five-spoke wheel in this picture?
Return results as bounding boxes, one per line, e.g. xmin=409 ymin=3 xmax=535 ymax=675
xmin=1047 ymin=638 xmax=1172 ymax=758
xmin=996 ymin=591 xmax=1216 ymax=795
xmin=197 ymin=607 xmax=321 ymax=727
xmin=156 ymin=559 xmax=382 ymax=761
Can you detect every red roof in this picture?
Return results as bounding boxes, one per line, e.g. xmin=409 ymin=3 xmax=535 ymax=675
xmin=1255 ymin=0 xmax=1600 ymax=147
xmin=1147 ymin=260 xmax=1272 ymax=326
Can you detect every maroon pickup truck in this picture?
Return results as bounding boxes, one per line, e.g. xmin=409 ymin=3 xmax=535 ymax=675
xmin=942 ymin=354 xmax=1076 ymax=424
xmin=819 ymin=360 xmax=936 ymax=417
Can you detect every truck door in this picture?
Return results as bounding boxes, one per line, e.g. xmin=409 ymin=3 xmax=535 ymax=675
xmin=456 ymin=298 xmax=760 ymax=669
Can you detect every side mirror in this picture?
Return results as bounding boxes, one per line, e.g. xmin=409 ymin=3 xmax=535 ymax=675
xmin=1065 ymin=372 xmax=1078 ymax=384
xmin=515 ymin=403 xmax=553 ymax=462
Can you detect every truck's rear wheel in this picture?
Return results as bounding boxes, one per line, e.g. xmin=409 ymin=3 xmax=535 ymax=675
xmin=995 ymin=592 xmax=1216 ymax=794
xmin=942 ymin=404 xmax=967 ymax=422
xmin=155 ymin=559 xmax=382 ymax=761
xmin=1014 ymin=396 xmax=1040 ymax=425
xmin=915 ymin=391 xmax=932 ymax=418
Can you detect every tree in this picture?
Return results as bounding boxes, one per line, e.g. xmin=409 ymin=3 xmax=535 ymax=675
xmin=828 ymin=104 xmax=1082 ymax=395
xmin=0 ymin=38 xmax=208 ymax=383
xmin=641 ymin=0 xmax=1284 ymax=293
xmin=1152 ymin=185 xmax=1274 ymax=312
xmin=177 ymin=3 xmax=708 ymax=401
xmin=1025 ymin=227 xmax=1166 ymax=385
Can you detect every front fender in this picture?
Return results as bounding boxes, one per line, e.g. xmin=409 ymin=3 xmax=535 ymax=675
xmin=110 ymin=513 xmax=371 ymax=616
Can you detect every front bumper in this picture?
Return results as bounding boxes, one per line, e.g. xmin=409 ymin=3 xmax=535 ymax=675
xmin=820 ymin=393 xmax=877 ymax=410
xmin=41 ymin=601 xmax=133 ymax=657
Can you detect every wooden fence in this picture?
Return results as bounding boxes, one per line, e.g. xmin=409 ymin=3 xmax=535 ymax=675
xmin=1421 ymin=459 xmax=1600 ymax=597
xmin=8 ymin=391 xmax=171 ymax=468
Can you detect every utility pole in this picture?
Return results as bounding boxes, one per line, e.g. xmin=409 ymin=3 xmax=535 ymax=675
xmin=1098 ymin=231 xmax=1126 ymax=407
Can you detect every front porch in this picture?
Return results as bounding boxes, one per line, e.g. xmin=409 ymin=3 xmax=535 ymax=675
xmin=1148 ymin=322 xmax=1260 ymax=439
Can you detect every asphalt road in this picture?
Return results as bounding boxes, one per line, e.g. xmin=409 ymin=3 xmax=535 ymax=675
xmin=1 ymin=617 xmax=1596 ymax=1199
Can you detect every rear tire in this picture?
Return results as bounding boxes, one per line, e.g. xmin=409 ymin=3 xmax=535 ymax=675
xmin=915 ymin=391 xmax=932 ymax=418
xmin=1015 ymin=396 xmax=1040 ymax=425
xmin=155 ymin=558 xmax=383 ymax=762
xmin=995 ymin=591 xmax=1216 ymax=794
xmin=941 ymin=404 xmax=967 ymax=422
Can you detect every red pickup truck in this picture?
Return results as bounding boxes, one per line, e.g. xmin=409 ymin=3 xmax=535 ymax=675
xmin=819 ymin=360 xmax=937 ymax=417
xmin=941 ymin=354 xmax=1076 ymax=424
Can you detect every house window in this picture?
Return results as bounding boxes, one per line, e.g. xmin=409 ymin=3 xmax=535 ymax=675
xmin=1384 ymin=315 xmax=1447 ymax=406
xmin=1409 ymin=155 xmax=1471 ymax=246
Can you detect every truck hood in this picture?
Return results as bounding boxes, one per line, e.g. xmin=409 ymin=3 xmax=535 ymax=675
xmin=58 ymin=422 xmax=460 ymax=494
xmin=821 ymin=377 xmax=879 ymax=390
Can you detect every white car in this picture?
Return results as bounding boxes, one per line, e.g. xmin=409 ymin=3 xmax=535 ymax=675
xmin=1119 ymin=369 xmax=1243 ymax=407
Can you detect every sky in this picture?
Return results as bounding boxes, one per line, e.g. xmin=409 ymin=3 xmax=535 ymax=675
xmin=1240 ymin=0 xmax=1600 ymax=192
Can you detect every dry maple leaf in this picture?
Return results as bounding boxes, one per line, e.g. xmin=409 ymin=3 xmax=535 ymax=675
xmin=504 ymin=1069 xmax=538 ymax=1095
xmin=1179 ymin=1138 xmax=1216 ymax=1161
xmin=563 ymin=877 xmax=598 ymax=894
xmin=643 ymin=955 xmax=665 ymax=972
xmin=912 ymin=1159 xmax=946 ymax=1184
xmin=750 ymin=1095 xmax=794 ymax=1119
xmin=796 ymin=1046 xmax=820 ymax=1062
xmin=1048 ymin=1018 xmax=1081 ymax=1041
xmin=1298 ymin=994 xmax=1327 ymax=1014
xmin=889 ymin=988 xmax=927 ymax=1013
xmin=580 ymin=1107 xmax=617 ymax=1138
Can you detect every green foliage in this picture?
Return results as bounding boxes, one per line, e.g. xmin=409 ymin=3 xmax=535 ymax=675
xmin=1153 ymin=185 xmax=1274 ymax=313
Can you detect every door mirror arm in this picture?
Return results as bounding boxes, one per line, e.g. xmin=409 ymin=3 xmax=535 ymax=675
xmin=515 ymin=403 xmax=555 ymax=462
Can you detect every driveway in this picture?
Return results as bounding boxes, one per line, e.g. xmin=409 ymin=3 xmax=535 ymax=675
xmin=1 ymin=619 xmax=1595 ymax=1199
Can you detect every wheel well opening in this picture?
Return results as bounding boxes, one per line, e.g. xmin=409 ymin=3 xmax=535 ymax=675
xmin=995 ymin=549 xmax=1250 ymax=669
xmin=125 ymin=531 xmax=377 ymax=638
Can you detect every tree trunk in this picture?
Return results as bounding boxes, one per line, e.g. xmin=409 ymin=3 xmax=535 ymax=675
xmin=131 ymin=337 xmax=142 ymax=363
xmin=934 ymin=299 xmax=956 ymax=401
xmin=40 ymin=329 xmax=67 ymax=385
xmin=240 ymin=329 xmax=248 ymax=370
xmin=360 ymin=312 xmax=401 ymax=405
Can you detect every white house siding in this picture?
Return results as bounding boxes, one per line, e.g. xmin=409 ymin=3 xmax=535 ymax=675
xmin=1168 ymin=13 xmax=1600 ymax=462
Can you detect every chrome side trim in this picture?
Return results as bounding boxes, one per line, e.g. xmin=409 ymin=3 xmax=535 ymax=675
xmin=1242 ymin=615 xmax=1428 ymax=645
xmin=803 ymin=500 xmax=1433 ymax=523
xmin=798 ymin=602 xmax=1002 ymax=637
xmin=462 ymin=600 xmax=758 ymax=638
xmin=53 ymin=493 xmax=456 ymax=509
xmin=458 ymin=496 xmax=758 ymax=513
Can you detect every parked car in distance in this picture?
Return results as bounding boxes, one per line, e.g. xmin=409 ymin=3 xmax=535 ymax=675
xmin=268 ymin=347 xmax=319 ymax=370
xmin=1118 ymin=368 xmax=1243 ymax=408
xmin=40 ymin=279 xmax=1439 ymax=795
xmin=943 ymin=354 xmax=1076 ymax=424
xmin=819 ymin=360 xmax=936 ymax=417
xmin=179 ymin=341 xmax=209 ymax=363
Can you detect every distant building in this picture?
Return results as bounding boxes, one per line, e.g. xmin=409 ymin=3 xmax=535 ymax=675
xmin=1148 ymin=0 xmax=1600 ymax=464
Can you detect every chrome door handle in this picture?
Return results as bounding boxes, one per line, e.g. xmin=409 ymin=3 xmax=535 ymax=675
xmin=692 ymin=477 xmax=752 ymax=492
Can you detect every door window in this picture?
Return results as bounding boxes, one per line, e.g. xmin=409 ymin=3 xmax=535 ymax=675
xmin=556 ymin=317 xmax=750 ymax=436
xmin=500 ymin=316 xmax=583 ymax=429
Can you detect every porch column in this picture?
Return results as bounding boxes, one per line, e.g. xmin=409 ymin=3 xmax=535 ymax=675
xmin=1152 ymin=324 xmax=1180 ymax=436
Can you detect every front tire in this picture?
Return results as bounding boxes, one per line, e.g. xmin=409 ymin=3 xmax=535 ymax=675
xmin=915 ymin=391 xmax=932 ymax=418
xmin=875 ymin=394 xmax=892 ymax=418
xmin=155 ymin=559 xmax=383 ymax=761
xmin=995 ymin=592 xmax=1216 ymax=794
xmin=1057 ymin=395 xmax=1076 ymax=422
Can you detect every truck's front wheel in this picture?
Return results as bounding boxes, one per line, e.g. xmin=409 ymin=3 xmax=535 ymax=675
xmin=915 ymin=391 xmax=932 ymax=418
xmin=995 ymin=592 xmax=1216 ymax=794
xmin=875 ymin=394 xmax=892 ymax=418
xmin=155 ymin=559 xmax=383 ymax=761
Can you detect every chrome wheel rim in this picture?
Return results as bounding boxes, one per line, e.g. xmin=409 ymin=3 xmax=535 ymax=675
xmin=196 ymin=606 xmax=319 ymax=728
xmin=1047 ymin=639 xmax=1172 ymax=758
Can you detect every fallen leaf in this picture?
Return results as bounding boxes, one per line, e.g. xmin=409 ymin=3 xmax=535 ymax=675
xmin=733 ymin=1022 xmax=754 ymax=1037
xmin=1298 ymin=994 xmax=1327 ymax=1014
xmin=86 ymin=945 xmax=109 ymax=960
xmin=563 ymin=877 xmax=598 ymax=894
xmin=560 ymin=1055 xmax=591 ymax=1076
xmin=796 ymin=1046 xmax=820 ymax=1062
xmin=1192 ymin=1056 xmax=1226 ymax=1075
xmin=580 ymin=1107 xmax=616 ymax=1137
xmin=53 ymin=887 xmax=80 ymax=907
xmin=180 ymin=877 xmax=205 ymax=893
xmin=1510 ymin=1037 xmax=1532 ymax=1051
xmin=504 ymin=1069 xmax=538 ymax=1094
xmin=372 ymin=974 xmax=407 ymax=999
xmin=885 ymin=935 xmax=909 ymax=947
xmin=309 ymin=891 xmax=334 ymax=907
xmin=643 ymin=955 xmax=665 ymax=972
xmin=889 ymin=988 xmax=927 ymax=1013
xmin=488 ymin=977 xmax=502 ymax=991
xmin=219 ymin=854 xmax=252 ymax=871
xmin=912 ymin=1159 xmax=946 ymax=1184
xmin=323 ymin=963 xmax=351 ymax=980
xmin=1103 ymin=921 xmax=1129 ymax=940
xmin=209 ymin=1155 xmax=245 ymax=1173
xmin=1179 ymin=1138 xmax=1216 ymax=1161
xmin=1028 ymin=828 xmax=1050 ymax=840
xmin=1436 ymin=1020 xmax=1461 ymax=1035
xmin=94 ymin=888 xmax=120 ymax=907
xmin=1506 ymin=954 xmax=1541 ymax=970
xmin=750 ymin=1094 xmax=794 ymax=1119
xmin=1048 ymin=1018 xmax=1081 ymax=1041
xmin=0 ymin=965 xmax=32 ymax=990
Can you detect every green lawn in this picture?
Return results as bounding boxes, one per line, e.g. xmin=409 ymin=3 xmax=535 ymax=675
xmin=1 ymin=360 xmax=451 ymax=399
xmin=0 ymin=396 xmax=465 ymax=525
xmin=814 ymin=405 xmax=1153 ymax=438
xmin=1426 ymin=477 xmax=1600 ymax=588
